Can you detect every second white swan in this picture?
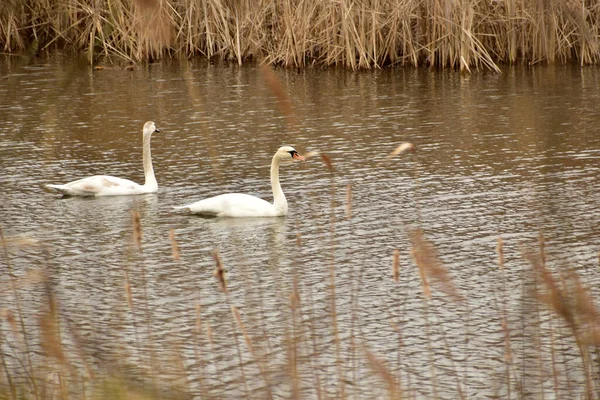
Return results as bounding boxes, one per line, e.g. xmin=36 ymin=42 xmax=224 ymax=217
xmin=45 ymin=121 xmax=160 ymax=196
xmin=174 ymin=145 xmax=305 ymax=217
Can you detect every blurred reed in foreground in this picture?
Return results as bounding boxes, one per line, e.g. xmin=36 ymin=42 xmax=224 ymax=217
xmin=1 ymin=0 xmax=599 ymax=70
xmin=2 ymin=203 xmax=600 ymax=398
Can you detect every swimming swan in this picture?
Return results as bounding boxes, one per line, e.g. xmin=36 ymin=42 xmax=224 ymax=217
xmin=174 ymin=145 xmax=305 ymax=217
xmin=45 ymin=121 xmax=160 ymax=196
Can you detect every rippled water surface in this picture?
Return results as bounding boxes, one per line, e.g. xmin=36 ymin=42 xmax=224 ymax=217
xmin=1 ymin=55 xmax=600 ymax=398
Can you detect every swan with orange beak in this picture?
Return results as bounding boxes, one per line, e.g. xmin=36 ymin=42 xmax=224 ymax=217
xmin=175 ymin=146 xmax=305 ymax=217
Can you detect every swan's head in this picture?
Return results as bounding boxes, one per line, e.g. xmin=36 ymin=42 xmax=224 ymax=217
xmin=276 ymin=145 xmax=305 ymax=162
xmin=143 ymin=121 xmax=160 ymax=136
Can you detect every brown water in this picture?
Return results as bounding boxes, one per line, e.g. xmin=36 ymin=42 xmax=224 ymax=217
xmin=1 ymin=54 xmax=600 ymax=399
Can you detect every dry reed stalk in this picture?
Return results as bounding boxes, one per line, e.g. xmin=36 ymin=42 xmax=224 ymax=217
xmin=0 ymin=226 xmax=39 ymax=399
xmin=388 ymin=142 xmax=415 ymax=158
xmin=119 ymin=260 xmax=143 ymax=380
xmin=422 ymin=280 xmax=438 ymax=399
xmin=231 ymin=305 xmax=273 ymax=399
xmin=0 ymin=313 xmax=16 ymax=399
xmin=229 ymin=310 xmax=249 ymax=396
xmin=430 ymin=308 xmax=466 ymax=399
xmin=564 ymin=270 xmax=598 ymax=399
xmin=496 ymin=237 xmax=514 ymax=397
xmin=362 ymin=346 xmax=403 ymax=398
xmin=287 ymin=274 xmax=309 ymax=399
xmin=497 ymin=237 xmax=505 ymax=272
xmin=549 ymin=321 xmax=559 ymax=396
xmin=301 ymin=282 xmax=324 ymax=400
xmin=195 ymin=303 xmax=202 ymax=336
xmin=387 ymin=319 xmax=406 ymax=394
xmin=39 ymin=285 xmax=67 ymax=368
xmin=567 ymin=269 xmax=600 ymax=345
xmin=321 ymin=150 xmax=345 ymax=398
xmin=61 ymin=317 xmax=95 ymax=382
xmin=203 ymin=319 xmax=225 ymax=395
xmin=212 ymin=248 xmax=227 ymax=293
xmin=128 ymin=210 xmax=157 ymax=378
xmin=343 ymin=180 xmax=363 ymax=399
xmin=389 ymin=247 xmax=406 ymax=395
xmin=132 ymin=209 xmax=142 ymax=250
xmin=210 ymin=248 xmax=248 ymax=396
xmin=169 ymin=228 xmax=180 ymax=261
xmin=412 ymin=247 xmax=431 ymax=299
xmin=330 ymin=253 xmax=344 ymax=397
xmin=259 ymin=63 xmax=298 ymax=129
xmin=409 ymin=228 xmax=463 ymax=303
xmin=523 ymin=245 xmax=600 ymax=398
xmin=524 ymin=249 xmax=574 ymax=330
xmin=191 ymin=303 xmax=208 ymax=396
xmin=409 ymin=226 xmax=467 ymax=397
xmin=0 ymin=269 xmax=46 ymax=293
xmin=124 ymin=270 xmax=134 ymax=311
xmin=320 ymin=154 xmax=334 ymax=173
xmin=539 ymin=232 xmax=560 ymax=396
xmin=132 ymin=0 xmax=174 ymax=61
xmin=392 ymin=249 xmax=400 ymax=284
xmin=345 ymin=183 xmax=352 ymax=219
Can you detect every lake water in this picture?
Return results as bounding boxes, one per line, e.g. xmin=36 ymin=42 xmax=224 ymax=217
xmin=1 ymin=54 xmax=600 ymax=399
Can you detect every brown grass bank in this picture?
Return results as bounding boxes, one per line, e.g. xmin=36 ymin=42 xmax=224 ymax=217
xmin=1 ymin=0 xmax=599 ymax=71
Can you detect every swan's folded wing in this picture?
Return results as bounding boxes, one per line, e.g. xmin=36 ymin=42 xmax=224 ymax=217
xmin=175 ymin=193 xmax=279 ymax=217
xmin=46 ymin=175 xmax=141 ymax=196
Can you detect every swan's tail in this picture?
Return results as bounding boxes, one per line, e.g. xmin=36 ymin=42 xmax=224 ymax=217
xmin=45 ymin=184 xmax=69 ymax=194
xmin=172 ymin=205 xmax=192 ymax=212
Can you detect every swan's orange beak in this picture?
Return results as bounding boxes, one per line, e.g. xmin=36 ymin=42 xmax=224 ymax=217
xmin=293 ymin=153 xmax=305 ymax=161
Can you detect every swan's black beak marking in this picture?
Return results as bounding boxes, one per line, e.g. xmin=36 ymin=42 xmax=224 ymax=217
xmin=289 ymin=150 xmax=305 ymax=161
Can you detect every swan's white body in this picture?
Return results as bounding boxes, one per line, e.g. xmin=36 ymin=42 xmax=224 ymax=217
xmin=45 ymin=121 xmax=160 ymax=197
xmin=175 ymin=146 xmax=304 ymax=217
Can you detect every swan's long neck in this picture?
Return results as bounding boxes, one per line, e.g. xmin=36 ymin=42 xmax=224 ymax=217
xmin=142 ymin=133 xmax=157 ymax=190
xmin=271 ymin=154 xmax=287 ymax=214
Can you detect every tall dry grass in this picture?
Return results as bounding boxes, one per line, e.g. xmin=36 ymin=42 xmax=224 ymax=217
xmin=3 ymin=214 xmax=600 ymax=398
xmin=1 ymin=0 xmax=599 ymax=70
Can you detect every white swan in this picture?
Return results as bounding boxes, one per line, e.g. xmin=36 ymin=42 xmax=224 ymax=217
xmin=175 ymin=145 xmax=305 ymax=217
xmin=45 ymin=121 xmax=160 ymax=196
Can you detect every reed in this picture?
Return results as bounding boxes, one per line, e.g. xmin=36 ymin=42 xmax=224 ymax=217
xmin=2 ymin=214 xmax=600 ymax=399
xmin=1 ymin=0 xmax=599 ymax=70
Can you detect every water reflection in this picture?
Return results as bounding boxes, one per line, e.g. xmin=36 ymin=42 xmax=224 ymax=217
xmin=1 ymin=55 xmax=600 ymax=398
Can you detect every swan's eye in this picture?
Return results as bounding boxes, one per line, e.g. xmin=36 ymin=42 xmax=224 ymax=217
xmin=289 ymin=151 xmax=297 ymax=156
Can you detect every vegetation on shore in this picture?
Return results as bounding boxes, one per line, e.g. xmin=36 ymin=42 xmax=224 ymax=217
xmin=1 ymin=0 xmax=599 ymax=71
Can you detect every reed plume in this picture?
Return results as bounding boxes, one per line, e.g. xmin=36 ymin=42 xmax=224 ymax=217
xmin=132 ymin=209 xmax=142 ymax=250
xmin=526 ymin=248 xmax=600 ymax=346
xmin=212 ymin=248 xmax=227 ymax=293
xmin=392 ymin=249 xmax=400 ymax=284
xmin=409 ymin=228 xmax=463 ymax=303
xmin=169 ymin=228 xmax=180 ymax=261
xmin=388 ymin=142 xmax=415 ymax=158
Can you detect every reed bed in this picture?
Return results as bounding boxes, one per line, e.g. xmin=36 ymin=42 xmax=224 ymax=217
xmin=2 ymin=213 xmax=600 ymax=399
xmin=1 ymin=0 xmax=600 ymax=70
